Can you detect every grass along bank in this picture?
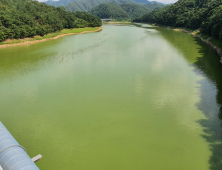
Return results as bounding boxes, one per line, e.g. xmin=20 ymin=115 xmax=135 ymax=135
xmin=0 ymin=27 xmax=103 ymax=48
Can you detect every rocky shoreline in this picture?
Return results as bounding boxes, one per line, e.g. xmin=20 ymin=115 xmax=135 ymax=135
xmin=192 ymin=33 xmax=222 ymax=63
xmin=174 ymin=28 xmax=222 ymax=63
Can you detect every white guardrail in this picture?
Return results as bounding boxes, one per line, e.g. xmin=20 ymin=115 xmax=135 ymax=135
xmin=0 ymin=122 xmax=42 ymax=170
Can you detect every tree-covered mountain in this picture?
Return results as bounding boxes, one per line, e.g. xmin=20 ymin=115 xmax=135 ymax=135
xmin=133 ymin=0 xmax=165 ymax=4
xmin=41 ymin=0 xmax=166 ymax=20
xmin=119 ymin=4 xmax=152 ymax=18
xmin=65 ymin=0 xmax=136 ymax=12
xmin=43 ymin=0 xmax=75 ymax=7
xmin=89 ymin=3 xmax=152 ymax=19
xmin=133 ymin=0 xmax=222 ymax=41
xmin=90 ymin=3 xmax=129 ymax=19
xmin=0 ymin=0 xmax=101 ymax=42
xmin=144 ymin=3 xmax=166 ymax=10
xmin=42 ymin=0 xmax=166 ymax=7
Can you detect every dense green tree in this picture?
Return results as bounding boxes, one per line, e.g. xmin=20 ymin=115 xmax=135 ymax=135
xmin=0 ymin=0 xmax=101 ymax=42
xmin=144 ymin=3 xmax=166 ymax=10
xmin=43 ymin=0 xmax=167 ymax=7
xmin=90 ymin=3 xmax=130 ymax=19
xmin=89 ymin=2 xmax=166 ymax=20
xmin=133 ymin=0 xmax=222 ymax=40
xmin=42 ymin=0 xmax=166 ymax=20
xmin=65 ymin=0 xmax=137 ymax=12
xmin=89 ymin=3 xmax=156 ymax=19
xmin=119 ymin=4 xmax=152 ymax=18
xmin=44 ymin=0 xmax=75 ymax=7
xmin=133 ymin=0 xmax=165 ymax=4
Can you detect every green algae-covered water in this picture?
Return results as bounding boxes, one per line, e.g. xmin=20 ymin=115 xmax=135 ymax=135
xmin=0 ymin=24 xmax=222 ymax=170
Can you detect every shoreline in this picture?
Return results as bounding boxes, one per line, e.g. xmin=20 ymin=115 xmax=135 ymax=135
xmin=0 ymin=27 xmax=103 ymax=48
xmin=137 ymin=22 xmax=222 ymax=64
xmin=192 ymin=33 xmax=222 ymax=63
xmin=107 ymin=22 xmax=131 ymax=24
xmin=176 ymin=29 xmax=222 ymax=63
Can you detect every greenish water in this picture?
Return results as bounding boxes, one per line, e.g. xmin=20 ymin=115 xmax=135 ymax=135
xmin=0 ymin=24 xmax=222 ymax=170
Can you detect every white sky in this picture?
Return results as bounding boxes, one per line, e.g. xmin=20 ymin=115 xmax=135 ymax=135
xmin=36 ymin=0 xmax=177 ymax=5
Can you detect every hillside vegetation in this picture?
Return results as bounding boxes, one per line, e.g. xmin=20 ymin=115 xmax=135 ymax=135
xmin=133 ymin=0 xmax=165 ymax=4
xmin=119 ymin=4 xmax=153 ymax=18
xmin=144 ymin=3 xmax=166 ymax=10
xmin=133 ymin=0 xmax=222 ymax=41
xmin=44 ymin=0 xmax=166 ymax=7
xmin=90 ymin=3 xmax=151 ymax=19
xmin=90 ymin=3 xmax=129 ymax=19
xmin=44 ymin=0 xmax=74 ymax=7
xmin=65 ymin=0 xmax=136 ymax=12
xmin=43 ymin=0 xmax=166 ymax=20
xmin=0 ymin=0 xmax=101 ymax=42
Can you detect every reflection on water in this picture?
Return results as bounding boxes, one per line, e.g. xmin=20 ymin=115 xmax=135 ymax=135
xmin=135 ymin=74 xmax=144 ymax=99
xmin=0 ymin=24 xmax=222 ymax=170
xmin=135 ymin=24 xmax=222 ymax=170
xmin=193 ymin=39 xmax=222 ymax=170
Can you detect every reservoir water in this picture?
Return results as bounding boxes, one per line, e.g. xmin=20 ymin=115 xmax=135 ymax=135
xmin=0 ymin=24 xmax=222 ymax=170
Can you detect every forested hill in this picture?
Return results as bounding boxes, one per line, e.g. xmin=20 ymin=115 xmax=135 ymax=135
xmin=133 ymin=0 xmax=222 ymax=40
xmin=90 ymin=3 xmax=152 ymax=19
xmin=90 ymin=3 xmax=129 ymax=19
xmin=43 ymin=0 xmax=74 ymax=7
xmin=42 ymin=0 xmax=166 ymax=19
xmin=43 ymin=0 xmax=166 ymax=7
xmin=120 ymin=4 xmax=153 ymax=18
xmin=144 ymin=3 xmax=166 ymax=10
xmin=65 ymin=0 xmax=136 ymax=12
xmin=133 ymin=0 xmax=165 ymax=4
xmin=65 ymin=0 xmax=165 ymax=15
xmin=0 ymin=0 xmax=101 ymax=42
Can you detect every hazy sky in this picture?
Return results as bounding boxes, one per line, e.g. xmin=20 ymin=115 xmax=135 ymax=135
xmin=37 ymin=0 xmax=177 ymax=4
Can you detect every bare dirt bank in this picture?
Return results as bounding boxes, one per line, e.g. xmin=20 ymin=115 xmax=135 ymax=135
xmin=0 ymin=27 xmax=103 ymax=48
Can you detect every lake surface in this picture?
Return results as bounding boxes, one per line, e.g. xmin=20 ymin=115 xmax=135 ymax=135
xmin=0 ymin=24 xmax=222 ymax=170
